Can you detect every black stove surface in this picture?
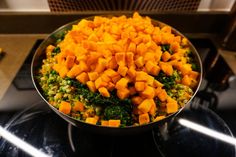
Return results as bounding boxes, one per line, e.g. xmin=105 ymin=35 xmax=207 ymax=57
xmin=0 ymin=38 xmax=235 ymax=157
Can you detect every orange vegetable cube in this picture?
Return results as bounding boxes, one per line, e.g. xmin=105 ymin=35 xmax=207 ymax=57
xmin=127 ymin=42 xmax=136 ymax=52
xmin=95 ymin=63 xmax=106 ymax=73
xmin=145 ymin=61 xmax=155 ymax=74
xmin=126 ymin=52 xmax=134 ymax=67
xmin=136 ymin=71 xmax=149 ymax=82
xmin=189 ymin=71 xmax=199 ymax=80
xmin=153 ymin=80 xmax=164 ymax=88
xmin=104 ymin=69 xmax=118 ymax=78
xmin=144 ymin=52 xmax=155 ymax=62
xmin=162 ymin=51 xmax=171 ymax=62
xmin=59 ymin=66 xmax=69 ymax=78
xmin=182 ymin=75 xmax=192 ymax=86
xmin=159 ymin=62 xmax=173 ymax=76
xmin=115 ymin=52 xmax=126 ymax=66
xmin=107 ymin=56 xmax=118 ymax=69
xmin=150 ymin=65 xmax=160 ymax=76
xmin=76 ymin=72 xmax=89 ymax=84
xmin=166 ymin=102 xmax=178 ymax=114
xmin=67 ymin=65 xmax=82 ymax=78
xmin=111 ymin=74 xmax=121 ymax=84
xmin=132 ymin=96 xmax=144 ymax=105
xmin=107 ymin=82 xmax=115 ymax=91
xmin=98 ymin=87 xmax=110 ymax=97
xmin=146 ymin=75 xmax=154 ymax=86
xmin=85 ymin=117 xmax=98 ymax=125
xmin=115 ymin=78 xmax=129 ymax=89
xmin=65 ymin=55 xmax=75 ymax=69
xmin=101 ymin=73 xmax=111 ymax=83
xmin=79 ymin=61 xmax=89 ymax=72
xmin=138 ymin=99 xmax=154 ymax=113
xmin=95 ymin=77 xmax=107 ymax=89
xmin=127 ymin=67 xmax=136 ymax=79
xmin=88 ymin=72 xmax=99 ymax=81
xmin=73 ymin=101 xmax=85 ymax=112
xmin=154 ymin=116 xmax=165 ymax=122
xmin=86 ymin=81 xmax=97 ymax=92
xmin=141 ymin=86 xmax=155 ymax=99
xmin=139 ymin=113 xmax=150 ymax=125
xmin=117 ymin=65 xmax=128 ymax=77
xmin=117 ymin=88 xmax=129 ymax=100
xmin=52 ymin=64 xmax=61 ymax=72
xmin=135 ymin=82 xmax=146 ymax=92
xmin=59 ymin=101 xmax=71 ymax=115
xmin=137 ymin=43 xmax=147 ymax=55
xmin=108 ymin=120 xmax=121 ymax=127
xmin=157 ymin=89 xmax=168 ymax=102
xmin=101 ymin=120 xmax=109 ymax=126
xmin=149 ymin=102 xmax=157 ymax=116
xmin=135 ymin=56 xmax=144 ymax=68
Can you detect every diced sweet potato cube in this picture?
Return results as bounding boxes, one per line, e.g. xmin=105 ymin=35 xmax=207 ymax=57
xmin=126 ymin=52 xmax=134 ymax=67
xmin=180 ymin=64 xmax=192 ymax=75
xmin=88 ymin=72 xmax=99 ymax=81
xmin=135 ymin=82 xmax=146 ymax=92
xmin=115 ymin=78 xmax=129 ymax=89
xmin=95 ymin=63 xmax=106 ymax=73
xmin=79 ymin=61 xmax=89 ymax=72
xmin=115 ymin=52 xmax=126 ymax=66
xmin=127 ymin=67 xmax=136 ymax=79
xmin=52 ymin=64 xmax=61 ymax=72
xmin=108 ymin=120 xmax=121 ymax=127
xmin=144 ymin=52 xmax=155 ymax=62
xmin=59 ymin=101 xmax=71 ymax=115
xmin=189 ymin=71 xmax=199 ymax=80
xmin=166 ymin=102 xmax=178 ymax=114
xmin=112 ymin=74 xmax=121 ymax=84
xmin=127 ymin=42 xmax=136 ymax=52
xmin=117 ymin=88 xmax=129 ymax=100
xmin=65 ymin=55 xmax=75 ymax=69
xmin=107 ymin=82 xmax=115 ymax=91
xmin=136 ymin=71 xmax=149 ymax=82
xmin=98 ymin=87 xmax=110 ymax=97
xmin=139 ymin=113 xmax=150 ymax=125
xmin=149 ymin=102 xmax=157 ymax=116
xmin=145 ymin=61 xmax=155 ymax=74
xmin=101 ymin=73 xmax=111 ymax=82
xmin=182 ymin=75 xmax=192 ymax=86
xmin=132 ymin=96 xmax=144 ymax=105
xmin=137 ymin=43 xmax=147 ymax=56
xmin=76 ymin=72 xmax=89 ymax=84
xmin=73 ymin=101 xmax=84 ymax=112
xmin=85 ymin=117 xmax=98 ymax=125
xmin=162 ymin=51 xmax=171 ymax=62
xmin=107 ymin=56 xmax=118 ymax=69
xmin=154 ymin=116 xmax=165 ymax=122
xmin=146 ymin=75 xmax=154 ymax=86
xmin=67 ymin=65 xmax=82 ymax=78
xmin=135 ymin=56 xmax=144 ymax=68
xmin=104 ymin=69 xmax=118 ymax=78
xmin=141 ymin=86 xmax=155 ymax=99
xmin=157 ymin=89 xmax=168 ymax=102
xmin=95 ymin=77 xmax=107 ymax=89
xmin=153 ymin=80 xmax=164 ymax=88
xmin=138 ymin=99 xmax=154 ymax=113
xmin=101 ymin=120 xmax=109 ymax=126
xmin=88 ymin=33 xmax=99 ymax=41
xmin=59 ymin=66 xmax=69 ymax=78
xmin=159 ymin=62 xmax=173 ymax=76
xmin=155 ymin=87 xmax=162 ymax=96
xmin=86 ymin=81 xmax=96 ymax=92
xmin=117 ymin=65 xmax=128 ymax=77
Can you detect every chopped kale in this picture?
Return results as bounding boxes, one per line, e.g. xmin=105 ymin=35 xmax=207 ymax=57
xmin=155 ymin=71 xmax=176 ymax=91
xmin=104 ymin=105 xmax=132 ymax=125
xmin=51 ymin=46 xmax=61 ymax=57
xmin=161 ymin=44 xmax=173 ymax=54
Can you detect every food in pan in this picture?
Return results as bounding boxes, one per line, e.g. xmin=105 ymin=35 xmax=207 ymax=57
xmin=37 ymin=12 xmax=200 ymax=127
